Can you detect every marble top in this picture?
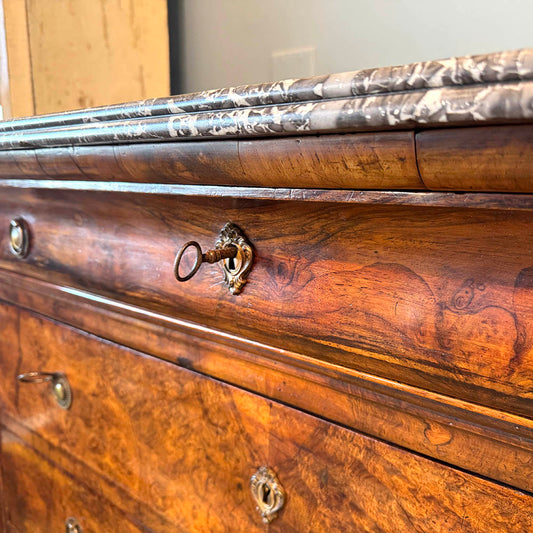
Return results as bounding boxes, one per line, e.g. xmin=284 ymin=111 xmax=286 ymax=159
xmin=0 ymin=49 xmax=531 ymax=149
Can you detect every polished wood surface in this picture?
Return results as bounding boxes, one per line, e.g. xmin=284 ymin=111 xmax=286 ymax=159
xmin=0 ymin=126 xmax=531 ymax=192
xmin=1 ymin=432 xmax=144 ymax=533
xmin=0 ymin=270 xmax=531 ymax=494
xmin=1 ymin=304 xmax=265 ymax=532
xmin=417 ymin=125 xmax=533 ymax=192
xmin=2 ymin=181 xmax=532 ymax=210
xmin=238 ymin=133 xmax=421 ymax=188
xmin=0 ymin=190 xmax=531 ymax=418
xmin=0 ymin=132 xmax=421 ymax=189
xmin=267 ymin=404 xmax=533 ymax=533
xmin=0 ymin=53 xmax=531 ymax=532
xmin=1 ymin=304 xmax=531 ymax=532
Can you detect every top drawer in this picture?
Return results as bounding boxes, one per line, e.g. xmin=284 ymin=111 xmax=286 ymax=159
xmin=0 ymin=188 xmax=531 ymax=416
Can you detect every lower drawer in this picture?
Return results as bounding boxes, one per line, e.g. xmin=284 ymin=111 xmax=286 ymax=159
xmin=0 ymin=302 xmax=531 ymax=532
xmin=0 ymin=431 xmax=144 ymax=533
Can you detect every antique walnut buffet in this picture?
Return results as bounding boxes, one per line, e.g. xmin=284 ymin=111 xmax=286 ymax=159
xmin=0 ymin=50 xmax=532 ymax=532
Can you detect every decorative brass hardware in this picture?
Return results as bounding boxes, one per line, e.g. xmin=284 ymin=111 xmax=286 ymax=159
xmin=9 ymin=218 xmax=29 ymax=257
xmin=17 ymin=371 xmax=72 ymax=410
xmin=174 ymin=222 xmax=253 ymax=295
xmin=65 ymin=517 xmax=82 ymax=533
xmin=250 ymin=466 xmax=285 ymax=524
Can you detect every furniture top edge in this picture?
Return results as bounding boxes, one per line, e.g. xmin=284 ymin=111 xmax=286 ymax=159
xmin=0 ymin=48 xmax=530 ymax=135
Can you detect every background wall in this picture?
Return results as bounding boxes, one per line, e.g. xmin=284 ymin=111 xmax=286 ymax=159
xmin=174 ymin=0 xmax=533 ymax=93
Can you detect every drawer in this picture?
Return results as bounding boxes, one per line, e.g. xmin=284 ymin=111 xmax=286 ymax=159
xmin=0 ymin=303 xmax=266 ymax=532
xmin=0 ymin=303 xmax=532 ymax=532
xmin=0 ymin=189 xmax=531 ymax=416
xmin=267 ymin=403 xmax=533 ymax=533
xmin=0 ymin=430 xmax=143 ymax=533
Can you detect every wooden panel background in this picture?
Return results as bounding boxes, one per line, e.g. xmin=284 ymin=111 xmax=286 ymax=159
xmin=0 ymin=0 xmax=169 ymax=118
xmin=0 ymin=304 xmax=267 ymax=532
xmin=0 ymin=0 xmax=33 ymax=118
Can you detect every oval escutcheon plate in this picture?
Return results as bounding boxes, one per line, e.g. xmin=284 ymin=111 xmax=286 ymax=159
xmin=216 ymin=222 xmax=254 ymax=295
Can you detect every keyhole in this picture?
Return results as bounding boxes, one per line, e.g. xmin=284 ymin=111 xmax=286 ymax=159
xmin=227 ymin=256 xmax=236 ymax=271
xmin=262 ymin=483 xmax=272 ymax=505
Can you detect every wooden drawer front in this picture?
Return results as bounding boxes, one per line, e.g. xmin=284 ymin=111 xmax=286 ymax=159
xmin=0 ymin=304 xmax=266 ymax=532
xmin=266 ymin=402 xmax=533 ymax=533
xmin=0 ymin=431 xmax=143 ymax=533
xmin=1 ymin=190 xmax=532 ymax=416
xmin=0 ymin=304 xmax=531 ymax=532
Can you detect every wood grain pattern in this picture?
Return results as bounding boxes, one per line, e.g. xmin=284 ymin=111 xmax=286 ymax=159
xmin=237 ymin=133 xmax=421 ymax=189
xmin=417 ymin=125 xmax=533 ymax=192
xmin=0 ymin=190 xmax=531 ymax=417
xmin=1 ymin=431 xmax=145 ymax=533
xmin=0 ymin=306 xmax=267 ymax=532
xmin=0 ymin=132 xmax=422 ymax=190
xmin=0 ymin=300 xmax=16 ymax=533
xmin=1 ymin=305 xmax=531 ymax=532
xmin=0 ymin=0 xmax=34 ymax=119
xmin=0 ymin=0 xmax=12 ymax=120
xmin=26 ymin=0 xmax=169 ymax=115
xmin=1 ymin=124 xmax=532 ymax=194
xmin=0 ymin=272 xmax=531 ymax=493
xmin=0 ymin=48 xmax=531 ymax=532
xmin=2 ymin=180 xmax=533 ymax=210
xmin=267 ymin=402 xmax=533 ymax=533
xmin=0 ymin=0 xmax=169 ymax=119
xmin=111 ymin=133 xmax=421 ymax=189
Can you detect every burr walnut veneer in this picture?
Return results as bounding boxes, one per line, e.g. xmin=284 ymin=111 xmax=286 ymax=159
xmin=0 ymin=50 xmax=532 ymax=532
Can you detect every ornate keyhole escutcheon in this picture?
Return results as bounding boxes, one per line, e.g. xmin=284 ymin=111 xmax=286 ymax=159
xmin=65 ymin=517 xmax=82 ymax=532
xmin=215 ymin=223 xmax=253 ymax=295
xmin=250 ymin=466 xmax=285 ymax=524
xmin=174 ymin=222 xmax=254 ymax=295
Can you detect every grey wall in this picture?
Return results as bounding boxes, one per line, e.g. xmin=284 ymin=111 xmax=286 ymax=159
xmin=175 ymin=0 xmax=532 ymax=93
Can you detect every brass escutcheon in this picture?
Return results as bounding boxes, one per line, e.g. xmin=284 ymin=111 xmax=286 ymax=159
xmin=250 ymin=466 xmax=285 ymax=524
xmin=174 ymin=222 xmax=253 ymax=295
xmin=65 ymin=517 xmax=82 ymax=533
xmin=9 ymin=218 xmax=29 ymax=257
xmin=17 ymin=371 xmax=72 ymax=410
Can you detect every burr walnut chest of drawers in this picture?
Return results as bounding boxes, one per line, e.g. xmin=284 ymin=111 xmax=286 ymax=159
xmin=0 ymin=50 xmax=532 ymax=532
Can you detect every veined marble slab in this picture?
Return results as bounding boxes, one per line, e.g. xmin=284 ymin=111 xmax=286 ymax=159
xmin=0 ymin=49 xmax=531 ymax=149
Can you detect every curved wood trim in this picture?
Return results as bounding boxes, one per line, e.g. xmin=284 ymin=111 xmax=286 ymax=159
xmin=0 ymin=181 xmax=532 ymax=210
xmin=1 ymin=125 xmax=533 ymax=193
xmin=0 ymin=132 xmax=423 ymax=190
xmin=417 ymin=124 xmax=533 ymax=192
